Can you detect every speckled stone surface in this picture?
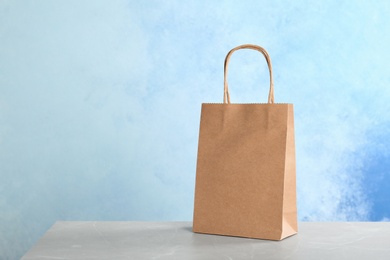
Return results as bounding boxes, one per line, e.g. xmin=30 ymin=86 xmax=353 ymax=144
xmin=22 ymin=221 xmax=390 ymax=259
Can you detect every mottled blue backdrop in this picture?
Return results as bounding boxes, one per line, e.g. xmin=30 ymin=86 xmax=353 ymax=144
xmin=1 ymin=1 xmax=390 ymax=259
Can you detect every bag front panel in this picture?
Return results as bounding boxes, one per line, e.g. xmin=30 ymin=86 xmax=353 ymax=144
xmin=193 ymin=103 xmax=291 ymax=240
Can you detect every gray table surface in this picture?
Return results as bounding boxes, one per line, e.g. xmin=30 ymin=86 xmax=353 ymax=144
xmin=22 ymin=221 xmax=390 ymax=259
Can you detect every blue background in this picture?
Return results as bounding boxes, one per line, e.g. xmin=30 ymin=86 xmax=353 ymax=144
xmin=1 ymin=1 xmax=390 ymax=259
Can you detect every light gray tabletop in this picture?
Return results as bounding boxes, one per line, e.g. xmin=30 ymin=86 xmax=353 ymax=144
xmin=22 ymin=221 xmax=390 ymax=259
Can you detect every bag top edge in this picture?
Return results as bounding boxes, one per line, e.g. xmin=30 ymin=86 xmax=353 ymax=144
xmin=201 ymin=103 xmax=293 ymax=105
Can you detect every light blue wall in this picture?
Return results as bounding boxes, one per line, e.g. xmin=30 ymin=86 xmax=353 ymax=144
xmin=1 ymin=1 xmax=390 ymax=259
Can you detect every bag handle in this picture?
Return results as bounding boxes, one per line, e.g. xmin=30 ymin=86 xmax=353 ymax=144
xmin=223 ymin=44 xmax=274 ymax=104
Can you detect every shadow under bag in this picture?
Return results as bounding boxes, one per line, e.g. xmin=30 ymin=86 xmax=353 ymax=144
xmin=193 ymin=44 xmax=298 ymax=241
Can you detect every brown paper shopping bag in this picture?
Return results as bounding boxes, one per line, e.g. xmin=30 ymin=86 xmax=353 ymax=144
xmin=193 ymin=44 xmax=297 ymax=241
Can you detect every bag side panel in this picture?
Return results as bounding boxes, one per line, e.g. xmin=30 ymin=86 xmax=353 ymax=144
xmin=281 ymin=104 xmax=298 ymax=239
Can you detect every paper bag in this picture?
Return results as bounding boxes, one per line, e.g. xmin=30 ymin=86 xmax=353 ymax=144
xmin=193 ymin=44 xmax=297 ymax=241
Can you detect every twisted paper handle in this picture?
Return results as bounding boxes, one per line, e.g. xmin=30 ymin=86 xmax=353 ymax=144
xmin=223 ymin=44 xmax=274 ymax=104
